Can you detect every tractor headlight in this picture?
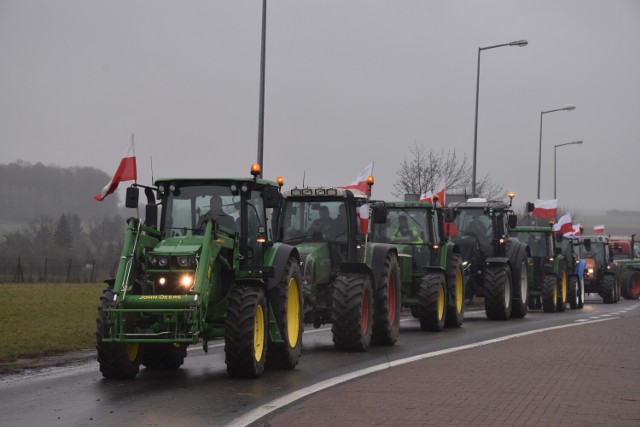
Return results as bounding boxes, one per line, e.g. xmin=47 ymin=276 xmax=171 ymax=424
xmin=157 ymin=256 xmax=169 ymax=267
xmin=180 ymin=275 xmax=194 ymax=288
xmin=177 ymin=256 xmax=196 ymax=268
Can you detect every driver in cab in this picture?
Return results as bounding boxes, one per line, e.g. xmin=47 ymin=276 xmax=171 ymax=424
xmin=392 ymin=215 xmax=423 ymax=243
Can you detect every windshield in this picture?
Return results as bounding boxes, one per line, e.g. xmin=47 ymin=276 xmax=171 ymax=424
xmin=282 ymin=199 xmax=349 ymax=243
xmin=512 ymin=231 xmax=551 ymax=257
xmin=454 ymin=209 xmax=493 ymax=242
xmin=579 ymin=241 xmax=607 ymax=263
xmin=370 ymin=207 xmax=432 ymax=245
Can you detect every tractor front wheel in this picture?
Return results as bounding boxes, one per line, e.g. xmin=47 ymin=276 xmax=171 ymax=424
xmin=621 ymin=271 xmax=640 ymax=300
xmin=332 ymin=273 xmax=374 ymax=351
xmin=542 ymin=274 xmax=558 ymax=313
xmin=601 ymin=275 xmax=616 ymax=304
xmin=225 ymin=286 xmax=268 ymax=378
xmin=483 ymin=264 xmax=512 ymax=320
xmin=511 ymin=259 xmax=529 ymax=319
xmin=444 ymin=253 xmax=465 ymax=328
xmin=556 ymin=266 xmax=568 ymax=312
xmin=417 ymin=273 xmax=447 ymax=331
xmin=266 ymin=257 xmax=304 ymax=370
xmin=568 ymin=276 xmax=579 ymax=309
xmin=372 ymin=253 xmax=401 ymax=345
xmin=96 ymin=286 xmax=142 ymax=379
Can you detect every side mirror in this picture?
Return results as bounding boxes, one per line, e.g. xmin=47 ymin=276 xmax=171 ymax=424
xmin=263 ymin=187 xmax=281 ymax=209
xmin=525 ymin=202 xmax=535 ymax=213
xmin=372 ymin=205 xmax=387 ymax=224
xmin=125 ymin=187 xmax=139 ymax=208
xmin=508 ymin=214 xmax=518 ymax=229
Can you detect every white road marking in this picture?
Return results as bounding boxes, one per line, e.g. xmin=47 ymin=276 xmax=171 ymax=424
xmin=226 ymin=317 xmax=617 ymax=427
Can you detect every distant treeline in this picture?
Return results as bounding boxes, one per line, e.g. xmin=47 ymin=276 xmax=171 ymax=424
xmin=0 ymin=161 xmax=122 ymax=221
xmin=605 ymin=210 xmax=640 ymax=216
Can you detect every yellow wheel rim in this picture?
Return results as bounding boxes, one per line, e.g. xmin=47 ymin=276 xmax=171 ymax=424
xmin=126 ymin=343 xmax=139 ymax=362
xmin=455 ymin=269 xmax=464 ymax=313
xmin=561 ymin=272 xmax=567 ymax=302
xmin=286 ymin=277 xmax=300 ymax=348
xmin=254 ymin=304 xmax=265 ymax=362
xmin=437 ymin=285 xmax=445 ymax=320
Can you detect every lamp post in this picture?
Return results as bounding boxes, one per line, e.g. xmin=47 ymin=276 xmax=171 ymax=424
xmin=256 ymin=0 xmax=267 ymax=178
xmin=554 ymin=140 xmax=583 ymax=199
xmin=471 ymin=39 xmax=528 ymax=198
xmin=537 ymin=104 xmax=575 ymax=198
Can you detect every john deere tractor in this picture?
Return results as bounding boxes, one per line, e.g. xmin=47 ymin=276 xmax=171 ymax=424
xmin=96 ymin=165 xmax=303 ymax=379
xmin=276 ymin=183 xmax=401 ymax=351
xmin=511 ymin=224 xmax=569 ymax=313
xmin=368 ymin=198 xmax=464 ymax=331
xmin=447 ymin=194 xmax=529 ymax=320
xmin=609 ymin=235 xmax=640 ymax=300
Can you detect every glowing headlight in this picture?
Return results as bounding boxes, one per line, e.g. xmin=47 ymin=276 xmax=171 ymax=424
xmin=177 ymin=256 xmax=196 ymax=267
xmin=158 ymin=277 xmax=167 ymax=285
xmin=587 ymin=268 xmax=594 ymax=275
xmin=180 ymin=275 xmax=194 ymax=287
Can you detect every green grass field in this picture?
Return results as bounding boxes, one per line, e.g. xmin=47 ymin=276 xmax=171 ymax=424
xmin=0 ymin=282 xmax=105 ymax=363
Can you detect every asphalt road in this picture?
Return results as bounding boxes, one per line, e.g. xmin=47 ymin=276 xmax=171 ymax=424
xmin=1 ymin=296 xmax=637 ymax=427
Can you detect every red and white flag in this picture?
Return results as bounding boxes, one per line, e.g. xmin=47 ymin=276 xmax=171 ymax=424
xmin=419 ymin=190 xmax=433 ymax=203
xmin=571 ymin=224 xmax=582 ymax=236
xmin=357 ymin=203 xmax=370 ymax=235
xmin=341 ymin=162 xmax=374 ymax=195
xmin=94 ymin=138 xmax=137 ymax=201
xmin=433 ymin=176 xmax=446 ymax=206
xmin=553 ymin=213 xmax=572 ymax=235
xmin=531 ymin=199 xmax=558 ymax=218
xmin=594 ymin=224 xmax=605 ymax=234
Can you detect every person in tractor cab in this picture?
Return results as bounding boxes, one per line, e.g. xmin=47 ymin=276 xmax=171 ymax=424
xmin=467 ymin=215 xmax=488 ymax=238
xmin=393 ymin=215 xmax=423 ymax=243
xmin=326 ymin=204 xmax=348 ymax=241
xmin=197 ymin=195 xmax=237 ymax=231
xmin=309 ymin=205 xmax=334 ymax=236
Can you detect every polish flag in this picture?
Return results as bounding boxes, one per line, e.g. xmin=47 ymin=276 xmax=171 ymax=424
xmin=433 ymin=176 xmax=446 ymax=206
xmin=341 ymin=162 xmax=374 ymax=195
xmin=357 ymin=203 xmax=370 ymax=235
xmin=419 ymin=190 xmax=433 ymax=203
xmin=594 ymin=224 xmax=605 ymax=234
xmin=571 ymin=224 xmax=582 ymax=236
xmin=94 ymin=138 xmax=137 ymax=201
xmin=553 ymin=213 xmax=572 ymax=235
xmin=531 ymin=199 xmax=558 ymax=218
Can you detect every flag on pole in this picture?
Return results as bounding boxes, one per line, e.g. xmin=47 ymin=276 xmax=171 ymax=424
xmin=419 ymin=190 xmax=433 ymax=203
xmin=594 ymin=224 xmax=605 ymax=234
xmin=357 ymin=203 xmax=370 ymax=235
xmin=340 ymin=162 xmax=374 ymax=195
xmin=94 ymin=137 xmax=137 ymax=201
xmin=571 ymin=224 xmax=582 ymax=236
xmin=531 ymin=199 xmax=558 ymax=218
xmin=553 ymin=213 xmax=572 ymax=235
xmin=433 ymin=176 xmax=446 ymax=206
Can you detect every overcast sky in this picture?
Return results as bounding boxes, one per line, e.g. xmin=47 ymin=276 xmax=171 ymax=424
xmin=1 ymin=1 xmax=639 ymax=214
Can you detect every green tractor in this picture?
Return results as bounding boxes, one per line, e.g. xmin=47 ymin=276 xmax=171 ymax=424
xmin=511 ymin=224 xmax=570 ymax=313
xmin=96 ymin=166 xmax=303 ymax=379
xmin=276 ymin=184 xmax=401 ymax=351
xmin=447 ymin=195 xmax=530 ymax=320
xmin=609 ymin=235 xmax=640 ymax=300
xmin=368 ymin=198 xmax=464 ymax=331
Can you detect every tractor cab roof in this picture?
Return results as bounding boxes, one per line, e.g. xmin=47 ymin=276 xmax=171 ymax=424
xmin=282 ymin=186 xmax=367 ymax=201
xmin=155 ymin=177 xmax=278 ymax=187
xmin=371 ymin=200 xmax=440 ymax=209
xmin=448 ymin=198 xmax=510 ymax=211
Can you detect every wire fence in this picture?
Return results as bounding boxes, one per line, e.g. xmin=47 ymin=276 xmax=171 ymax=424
xmin=0 ymin=256 xmax=119 ymax=283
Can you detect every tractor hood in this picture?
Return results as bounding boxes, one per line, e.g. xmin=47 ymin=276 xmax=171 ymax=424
xmin=296 ymin=242 xmax=332 ymax=286
xmin=152 ymin=236 xmax=203 ymax=256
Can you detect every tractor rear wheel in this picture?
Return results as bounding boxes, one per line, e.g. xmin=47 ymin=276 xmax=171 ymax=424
xmin=141 ymin=344 xmax=187 ymax=370
xmin=266 ymin=257 xmax=303 ymax=370
xmin=372 ymin=253 xmax=401 ymax=345
xmin=511 ymin=259 xmax=529 ymax=319
xmin=96 ymin=286 xmax=142 ymax=379
xmin=444 ymin=253 xmax=465 ymax=328
xmin=568 ymin=276 xmax=579 ymax=309
xmin=416 ymin=273 xmax=447 ymax=331
xmin=483 ymin=264 xmax=512 ymax=320
xmin=601 ymin=275 xmax=616 ymax=304
xmin=556 ymin=266 xmax=568 ymax=312
xmin=542 ymin=274 xmax=558 ymax=313
xmin=621 ymin=270 xmax=640 ymax=300
xmin=225 ymin=286 xmax=268 ymax=378
xmin=332 ymin=273 xmax=373 ymax=351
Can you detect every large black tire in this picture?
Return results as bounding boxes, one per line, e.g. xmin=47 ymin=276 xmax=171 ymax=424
xmin=266 ymin=257 xmax=303 ymax=370
xmin=225 ymin=286 xmax=268 ymax=378
xmin=542 ymin=274 xmax=558 ymax=313
xmin=96 ymin=286 xmax=142 ymax=379
xmin=577 ymin=277 xmax=585 ymax=309
xmin=332 ymin=273 xmax=374 ymax=351
xmin=141 ymin=344 xmax=187 ymax=370
xmin=444 ymin=253 xmax=465 ymax=328
xmin=511 ymin=259 xmax=529 ymax=319
xmin=620 ymin=270 xmax=640 ymax=300
xmin=416 ymin=273 xmax=447 ymax=331
xmin=556 ymin=265 xmax=568 ymax=312
xmin=483 ymin=265 xmax=512 ymax=320
xmin=601 ymin=275 xmax=616 ymax=304
xmin=372 ymin=253 xmax=401 ymax=346
xmin=568 ymin=276 xmax=579 ymax=309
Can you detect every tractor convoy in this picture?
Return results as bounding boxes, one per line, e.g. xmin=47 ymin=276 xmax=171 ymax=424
xmin=95 ymin=165 xmax=630 ymax=379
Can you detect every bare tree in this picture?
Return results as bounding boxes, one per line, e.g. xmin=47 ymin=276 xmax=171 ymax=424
xmin=393 ymin=142 xmax=503 ymax=200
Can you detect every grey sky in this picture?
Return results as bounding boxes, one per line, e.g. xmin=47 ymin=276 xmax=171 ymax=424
xmin=1 ymin=1 xmax=639 ymax=213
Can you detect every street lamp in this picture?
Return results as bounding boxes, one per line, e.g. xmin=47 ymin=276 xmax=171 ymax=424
xmin=256 ymin=0 xmax=267 ymax=178
xmin=471 ymin=39 xmax=528 ymax=198
xmin=537 ymin=104 xmax=576 ymax=198
xmin=554 ymin=140 xmax=583 ymax=199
